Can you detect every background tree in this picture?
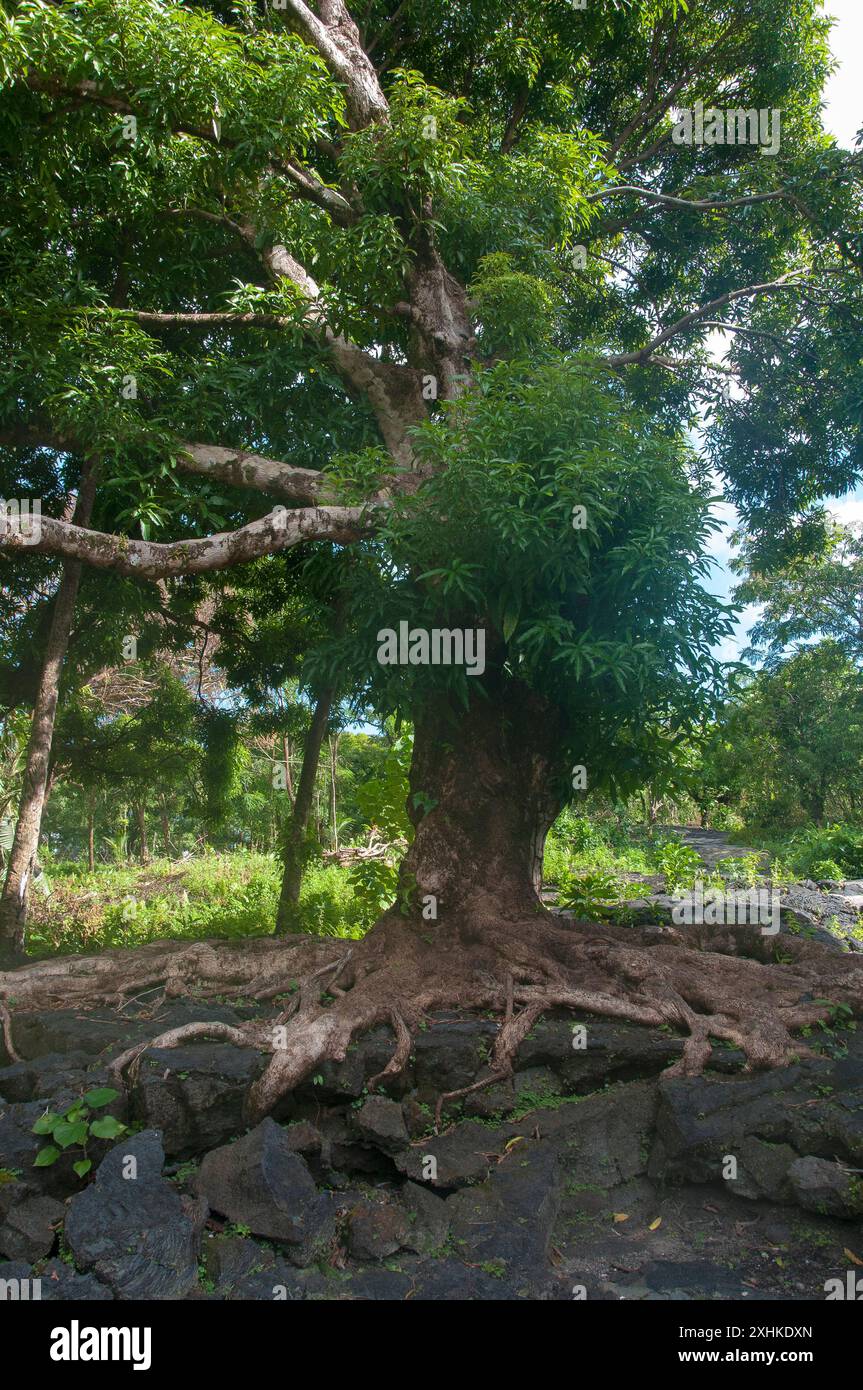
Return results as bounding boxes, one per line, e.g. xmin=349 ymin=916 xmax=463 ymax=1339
xmin=734 ymin=518 xmax=863 ymax=667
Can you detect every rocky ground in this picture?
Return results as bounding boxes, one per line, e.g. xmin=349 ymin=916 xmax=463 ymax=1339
xmin=602 ymin=827 xmax=863 ymax=954
xmin=2 ymin=982 xmax=862 ymax=1301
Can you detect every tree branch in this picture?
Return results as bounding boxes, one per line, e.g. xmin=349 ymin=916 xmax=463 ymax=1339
xmin=605 ymin=275 xmax=805 ymax=367
xmin=587 ymin=186 xmax=787 ymax=214
xmin=178 ymin=444 xmax=335 ymax=505
xmin=0 ymin=507 xmax=375 ymax=580
xmin=281 ymin=0 xmax=388 ymax=130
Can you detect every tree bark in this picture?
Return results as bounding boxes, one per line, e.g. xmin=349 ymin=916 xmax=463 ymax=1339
xmin=160 ymin=804 xmax=171 ymax=858
xmin=329 ymin=734 xmax=339 ymax=850
xmin=398 ymin=680 xmax=565 ymax=923
xmin=0 ymin=461 xmax=97 ymax=962
xmin=274 ymin=687 xmax=334 ymax=932
xmin=87 ymin=804 xmax=95 ymax=873
xmin=282 ymin=734 xmax=295 ymax=802
xmin=136 ymin=803 xmax=150 ymax=865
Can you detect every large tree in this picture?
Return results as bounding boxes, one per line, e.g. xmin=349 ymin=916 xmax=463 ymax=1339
xmin=1 ymin=0 xmax=862 ymax=1120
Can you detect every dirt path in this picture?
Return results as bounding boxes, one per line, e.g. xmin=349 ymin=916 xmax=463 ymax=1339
xmin=663 ymin=825 xmax=765 ymax=871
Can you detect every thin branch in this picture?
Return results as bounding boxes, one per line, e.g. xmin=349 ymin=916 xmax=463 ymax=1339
xmin=129 ymin=309 xmax=294 ymax=330
xmin=605 ymin=274 xmax=805 ymax=367
xmin=587 ymin=186 xmax=787 ymax=213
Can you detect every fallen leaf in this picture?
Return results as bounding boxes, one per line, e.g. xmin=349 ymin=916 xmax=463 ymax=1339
xmin=648 ymin=1217 xmax=662 ymax=1231
xmin=844 ymin=1247 xmax=863 ymax=1266
xmin=613 ymin=1212 xmax=630 ymax=1223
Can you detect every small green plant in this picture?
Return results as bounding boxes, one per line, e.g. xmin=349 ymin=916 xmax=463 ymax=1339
xmin=557 ymin=868 xmax=620 ymax=917
xmin=652 ymin=837 xmax=704 ymax=893
xmin=716 ymin=852 xmax=764 ymax=887
xmin=811 ymin=859 xmax=844 ymax=881
xmin=31 ymin=1087 xmax=126 ymax=1178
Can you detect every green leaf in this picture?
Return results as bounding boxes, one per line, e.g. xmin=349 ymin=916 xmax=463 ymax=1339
xmin=73 ymin=1159 xmax=93 ymax=1179
xmin=54 ymin=1120 xmax=90 ymax=1150
xmin=32 ymin=1112 xmax=60 ymax=1135
xmin=34 ymin=1145 xmax=61 ymax=1168
xmin=502 ymin=605 xmax=520 ymax=642
xmin=83 ymin=1087 xmax=120 ymax=1109
xmin=89 ymin=1115 xmax=127 ymax=1140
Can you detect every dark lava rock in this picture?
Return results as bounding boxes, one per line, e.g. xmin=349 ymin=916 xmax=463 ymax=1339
xmin=788 ymin=1155 xmax=863 ymax=1218
xmin=294 ymin=1028 xmax=396 ymax=1102
xmin=65 ymin=1129 xmax=199 ymax=1299
xmin=346 ymin=1201 xmax=410 ymax=1260
xmin=0 ymin=1052 xmax=100 ymax=1104
xmin=395 ymin=1121 xmax=499 ymax=1189
xmin=649 ymin=1052 xmax=863 ymax=1202
xmin=413 ymin=1018 xmax=498 ymax=1096
xmin=0 ymin=1192 xmax=65 ymax=1262
xmin=195 ymin=1118 xmax=334 ymax=1265
xmin=130 ymin=1043 xmax=265 ymax=1158
xmin=447 ymin=1140 xmax=563 ymax=1278
xmin=408 ymin=1258 xmax=552 ymax=1301
xmin=200 ymin=1234 xmax=314 ymax=1300
xmin=517 ymin=1014 xmax=683 ymax=1091
xmin=398 ymin=1181 xmax=450 ymax=1254
xmin=5 ymin=1001 xmax=246 ymax=1065
xmin=352 ymin=1096 xmax=409 ymax=1155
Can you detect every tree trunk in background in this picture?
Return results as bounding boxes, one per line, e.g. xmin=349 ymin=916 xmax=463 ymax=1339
xmin=160 ymin=805 xmax=171 ymax=858
xmin=329 ymin=734 xmax=339 ymax=851
xmin=136 ymin=804 xmax=150 ymax=865
xmin=87 ymin=805 xmax=95 ymax=873
xmin=0 ymin=461 xmax=97 ymax=963
xmin=282 ymin=734 xmax=295 ymax=803
xmin=274 ymin=687 xmax=334 ymax=933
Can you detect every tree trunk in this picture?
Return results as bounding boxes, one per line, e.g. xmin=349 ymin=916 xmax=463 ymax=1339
xmin=398 ymin=681 xmax=565 ymax=923
xmin=87 ymin=806 xmax=95 ymax=873
xmin=274 ymin=687 xmax=334 ymax=932
xmin=329 ymin=734 xmax=339 ymax=851
xmin=282 ymin=734 xmax=295 ymax=803
xmin=0 ymin=462 xmax=96 ymax=962
xmin=160 ymin=804 xmax=171 ymax=858
xmin=136 ymin=804 xmax=150 ymax=865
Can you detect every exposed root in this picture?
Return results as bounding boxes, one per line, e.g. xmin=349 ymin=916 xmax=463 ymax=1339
xmin=109 ymin=1020 xmax=268 ymax=1090
xmin=0 ymin=934 xmax=349 ymax=1012
xmin=0 ymin=1000 xmax=20 ymax=1062
xmin=368 ymin=1007 xmax=414 ymax=1091
xmin=3 ymin=910 xmax=861 ymax=1126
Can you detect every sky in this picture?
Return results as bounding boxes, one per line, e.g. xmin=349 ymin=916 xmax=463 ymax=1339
xmin=706 ymin=0 xmax=861 ymax=662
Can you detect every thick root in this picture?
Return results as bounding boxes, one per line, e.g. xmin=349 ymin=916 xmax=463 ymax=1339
xmin=0 ymin=934 xmax=349 ymax=1012
xmin=3 ymin=910 xmax=861 ymax=1126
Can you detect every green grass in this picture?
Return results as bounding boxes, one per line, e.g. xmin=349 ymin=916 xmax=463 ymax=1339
xmin=27 ymin=851 xmax=369 ymax=958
